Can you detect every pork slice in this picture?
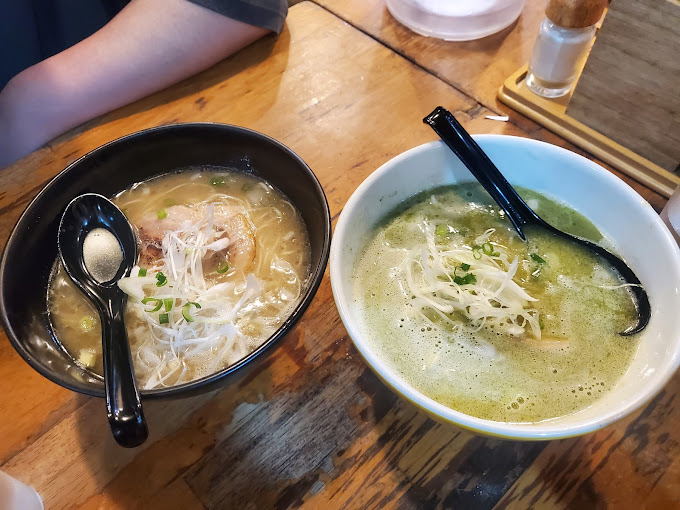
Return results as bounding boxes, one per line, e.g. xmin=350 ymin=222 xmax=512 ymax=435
xmin=135 ymin=204 xmax=256 ymax=270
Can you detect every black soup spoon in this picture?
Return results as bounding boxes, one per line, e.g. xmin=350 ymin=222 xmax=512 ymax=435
xmin=423 ymin=106 xmax=650 ymax=336
xmin=58 ymin=193 xmax=148 ymax=447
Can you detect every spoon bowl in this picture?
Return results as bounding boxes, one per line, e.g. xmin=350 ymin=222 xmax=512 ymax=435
xmin=424 ymin=106 xmax=650 ymax=335
xmin=58 ymin=193 xmax=148 ymax=447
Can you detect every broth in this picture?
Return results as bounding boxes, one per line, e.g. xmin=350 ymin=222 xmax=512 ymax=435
xmin=353 ymin=183 xmax=638 ymax=423
xmin=49 ymin=169 xmax=311 ymax=389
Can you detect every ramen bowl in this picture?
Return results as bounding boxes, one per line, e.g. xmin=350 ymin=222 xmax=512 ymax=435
xmin=0 ymin=124 xmax=331 ymax=398
xmin=330 ymin=136 xmax=680 ymax=440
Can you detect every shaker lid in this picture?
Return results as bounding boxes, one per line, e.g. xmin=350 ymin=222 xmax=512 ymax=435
xmin=546 ymin=0 xmax=608 ymax=28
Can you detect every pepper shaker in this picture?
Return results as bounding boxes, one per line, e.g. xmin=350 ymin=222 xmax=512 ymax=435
xmin=526 ymin=0 xmax=607 ymax=98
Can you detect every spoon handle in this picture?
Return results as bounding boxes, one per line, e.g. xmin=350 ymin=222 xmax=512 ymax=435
xmin=423 ymin=106 xmax=544 ymax=240
xmin=102 ymin=294 xmax=148 ymax=448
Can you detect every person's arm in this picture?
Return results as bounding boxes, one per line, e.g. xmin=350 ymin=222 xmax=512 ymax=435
xmin=0 ymin=0 xmax=270 ymax=168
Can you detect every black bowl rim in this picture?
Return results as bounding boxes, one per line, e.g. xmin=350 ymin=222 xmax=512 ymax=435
xmin=0 ymin=122 xmax=331 ymax=398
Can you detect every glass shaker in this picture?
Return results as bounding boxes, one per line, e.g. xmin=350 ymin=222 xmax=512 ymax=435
xmin=526 ymin=0 xmax=607 ymax=98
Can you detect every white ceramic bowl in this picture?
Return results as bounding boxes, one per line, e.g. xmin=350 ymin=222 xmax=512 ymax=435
xmin=330 ymin=136 xmax=680 ymax=440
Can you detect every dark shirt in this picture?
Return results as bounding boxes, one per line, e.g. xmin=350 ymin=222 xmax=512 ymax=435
xmin=0 ymin=0 xmax=287 ymax=90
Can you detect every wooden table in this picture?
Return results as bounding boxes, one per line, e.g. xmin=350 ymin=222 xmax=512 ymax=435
xmin=1 ymin=2 xmax=677 ymax=509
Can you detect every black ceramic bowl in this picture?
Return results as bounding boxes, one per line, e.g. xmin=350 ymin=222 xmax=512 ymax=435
xmin=0 ymin=123 xmax=331 ymax=398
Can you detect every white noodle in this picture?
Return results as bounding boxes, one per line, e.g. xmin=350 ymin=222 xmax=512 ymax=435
xmin=403 ymin=222 xmax=541 ymax=339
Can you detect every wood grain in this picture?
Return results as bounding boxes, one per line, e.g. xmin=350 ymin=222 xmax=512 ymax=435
xmin=308 ymin=0 xmax=669 ymax=210
xmin=312 ymin=0 xmax=548 ymax=115
xmin=0 ymin=2 xmax=676 ymax=509
xmin=567 ymin=0 xmax=680 ymax=172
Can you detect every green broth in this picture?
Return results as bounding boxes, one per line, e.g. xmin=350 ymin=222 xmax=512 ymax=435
xmin=353 ymin=183 xmax=638 ymax=423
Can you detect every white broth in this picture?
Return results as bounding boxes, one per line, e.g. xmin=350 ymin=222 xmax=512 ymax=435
xmin=49 ymin=169 xmax=311 ymax=389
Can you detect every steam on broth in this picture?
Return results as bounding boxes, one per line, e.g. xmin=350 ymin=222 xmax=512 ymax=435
xmin=49 ymin=169 xmax=311 ymax=389
xmin=353 ymin=183 xmax=638 ymax=423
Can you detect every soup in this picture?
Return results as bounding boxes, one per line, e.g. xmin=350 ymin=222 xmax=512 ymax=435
xmin=353 ymin=183 xmax=638 ymax=423
xmin=49 ymin=169 xmax=311 ymax=389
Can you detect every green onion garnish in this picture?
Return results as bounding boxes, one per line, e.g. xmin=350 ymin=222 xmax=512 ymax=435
xmin=454 ymin=273 xmax=477 ymax=285
xmin=482 ymin=242 xmax=494 ymax=255
xmin=164 ymin=298 xmax=174 ymax=312
xmin=216 ymin=261 xmax=229 ymax=274
xmin=138 ymin=268 xmax=147 ymax=277
xmin=472 ymin=247 xmax=482 ymax=260
xmin=182 ymin=302 xmax=201 ymax=322
xmin=210 ymin=177 xmax=226 ymax=186
xmin=435 ymin=224 xmax=449 ymax=237
xmin=159 ymin=313 xmax=169 ymax=325
xmin=460 ymin=263 xmax=470 ymax=271
xmin=530 ymin=253 xmax=546 ymax=264
xmin=156 ymin=272 xmax=168 ymax=287
xmin=142 ymin=297 xmax=163 ymax=312
xmin=157 ymin=209 xmax=167 ymax=219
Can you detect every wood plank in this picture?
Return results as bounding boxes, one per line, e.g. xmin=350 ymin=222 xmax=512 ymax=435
xmin=495 ymin=371 xmax=680 ymax=509
xmin=312 ymin=0 xmax=547 ymax=115
xmin=1 ymin=393 xmax=216 ymax=510
xmin=76 ymin=476 xmax=205 ymax=510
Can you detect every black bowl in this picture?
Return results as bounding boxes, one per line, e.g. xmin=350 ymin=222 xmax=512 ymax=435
xmin=0 ymin=123 xmax=331 ymax=398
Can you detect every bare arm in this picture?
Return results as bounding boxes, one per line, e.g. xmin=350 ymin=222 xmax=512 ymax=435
xmin=0 ymin=0 xmax=269 ymax=167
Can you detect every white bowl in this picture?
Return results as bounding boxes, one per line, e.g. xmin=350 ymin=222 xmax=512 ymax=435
xmin=330 ymin=136 xmax=680 ymax=440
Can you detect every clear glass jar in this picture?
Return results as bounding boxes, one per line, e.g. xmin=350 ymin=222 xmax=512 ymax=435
xmin=526 ymin=19 xmax=596 ymax=98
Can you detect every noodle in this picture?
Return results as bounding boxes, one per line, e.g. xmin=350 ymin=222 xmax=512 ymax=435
xmin=48 ymin=169 xmax=311 ymax=389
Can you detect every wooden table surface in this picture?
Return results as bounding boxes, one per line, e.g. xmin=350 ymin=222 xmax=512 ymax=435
xmin=1 ymin=2 xmax=678 ymax=509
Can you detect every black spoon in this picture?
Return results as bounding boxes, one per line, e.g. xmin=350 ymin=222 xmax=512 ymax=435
xmin=423 ymin=106 xmax=650 ymax=336
xmin=58 ymin=193 xmax=148 ymax=447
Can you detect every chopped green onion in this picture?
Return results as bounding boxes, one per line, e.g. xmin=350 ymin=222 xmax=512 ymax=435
xmin=453 ymin=263 xmax=472 ymax=279
xmin=142 ymin=297 xmax=163 ymax=312
xmin=182 ymin=302 xmax=201 ymax=322
xmin=156 ymin=272 xmax=168 ymax=287
xmin=241 ymin=183 xmax=252 ymax=192
xmin=216 ymin=261 xmax=229 ymax=274
xmin=435 ymin=224 xmax=449 ymax=237
xmin=159 ymin=313 xmax=169 ymax=325
xmin=157 ymin=209 xmax=167 ymax=219
xmin=482 ymin=242 xmax=494 ymax=255
xmin=530 ymin=253 xmax=546 ymax=264
xmin=454 ymin=273 xmax=477 ymax=285
xmin=210 ymin=177 xmax=226 ymax=186
xmin=472 ymin=248 xmax=482 ymax=260
xmin=164 ymin=298 xmax=174 ymax=312
xmin=138 ymin=267 xmax=147 ymax=277
xmin=163 ymin=198 xmax=175 ymax=207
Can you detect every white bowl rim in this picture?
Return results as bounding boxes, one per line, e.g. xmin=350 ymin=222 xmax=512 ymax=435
xmin=330 ymin=135 xmax=680 ymax=440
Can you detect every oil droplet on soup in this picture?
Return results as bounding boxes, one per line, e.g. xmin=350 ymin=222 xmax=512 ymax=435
xmin=352 ymin=183 xmax=638 ymax=423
